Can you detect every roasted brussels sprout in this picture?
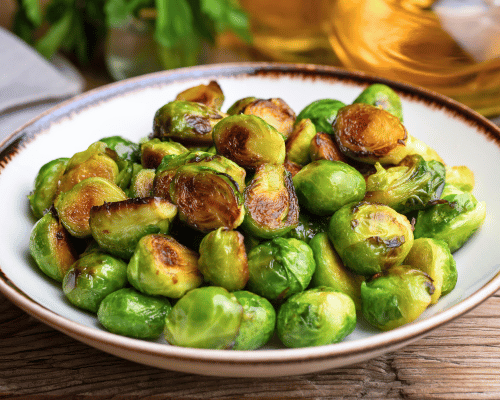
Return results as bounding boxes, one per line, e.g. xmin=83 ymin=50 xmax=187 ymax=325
xmin=233 ymin=291 xmax=276 ymax=350
xmin=296 ymin=99 xmax=346 ymax=135
xmin=292 ymin=160 xmax=366 ymax=216
xmin=140 ymin=139 xmax=188 ymax=169
xmin=363 ymin=154 xmax=446 ymax=214
xmin=226 ymin=96 xmax=257 ymax=115
xmin=247 ymin=237 xmax=316 ymax=303
xmin=333 ymin=103 xmax=409 ymax=165
xmin=309 ymin=233 xmax=364 ymax=309
xmin=28 ymin=157 xmax=69 ymax=219
xmin=175 ymin=80 xmax=225 ymax=110
xmin=127 ymin=233 xmax=202 ymax=298
xmin=54 ymin=177 xmax=128 ymax=238
xmin=277 ymin=287 xmax=356 ymax=348
xmin=242 ymin=163 xmax=299 ymax=238
xmin=353 ymin=83 xmax=404 ymax=121
xmin=164 ymin=286 xmax=243 ymax=349
xmin=445 ymin=165 xmax=475 ymax=192
xmin=361 ymin=265 xmax=434 ymax=331
xmin=413 ymin=185 xmax=486 ymax=252
xmin=129 ymin=168 xmax=155 ymax=198
xmin=239 ymin=98 xmax=296 ymax=138
xmin=99 ymin=136 xmax=141 ymax=163
xmin=169 ymin=165 xmax=245 ymax=232
xmin=29 ymin=211 xmax=78 ymax=282
xmin=212 ymin=114 xmax=286 ymax=169
xmin=283 ymin=211 xmax=329 ymax=243
xmin=283 ymin=159 xmax=302 ymax=177
xmin=97 ymin=288 xmax=172 ymax=339
xmin=152 ymin=100 xmax=225 ymax=145
xmin=62 ymin=251 xmax=128 ymax=313
xmin=89 ymin=197 xmax=177 ymax=259
xmin=404 ymin=238 xmax=457 ymax=303
xmin=328 ymin=202 xmax=414 ymax=276
xmin=309 ymin=132 xmax=349 ymax=163
xmin=285 ymin=118 xmax=317 ymax=165
xmin=198 ymin=228 xmax=249 ymax=291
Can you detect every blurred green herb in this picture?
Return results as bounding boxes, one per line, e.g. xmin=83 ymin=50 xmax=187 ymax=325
xmin=13 ymin=0 xmax=252 ymax=65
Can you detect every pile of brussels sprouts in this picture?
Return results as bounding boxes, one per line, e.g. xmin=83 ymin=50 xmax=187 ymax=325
xmin=28 ymin=81 xmax=486 ymax=349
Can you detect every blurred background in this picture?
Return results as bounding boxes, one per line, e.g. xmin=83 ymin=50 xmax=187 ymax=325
xmin=1 ymin=0 xmax=500 ymax=117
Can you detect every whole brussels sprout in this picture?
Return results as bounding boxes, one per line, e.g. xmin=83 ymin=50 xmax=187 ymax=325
xmin=247 ymin=237 xmax=316 ymax=303
xmin=277 ymin=287 xmax=356 ymax=348
xmin=361 ymin=265 xmax=434 ymax=331
xmin=62 ymin=251 xmax=128 ymax=313
xmin=309 ymin=132 xmax=349 ymax=163
xmin=54 ymin=177 xmax=128 ymax=238
xmin=164 ymin=286 xmax=243 ymax=349
xmin=296 ymin=99 xmax=346 ymax=135
xmin=232 ymin=291 xmax=276 ymax=350
xmin=169 ymin=165 xmax=245 ymax=232
xmin=152 ymin=100 xmax=225 ymax=145
xmin=283 ymin=211 xmax=329 ymax=243
xmin=445 ymin=165 xmax=475 ymax=192
xmin=309 ymin=232 xmax=364 ymax=309
xmin=353 ymin=83 xmax=404 ymax=122
xmin=413 ymin=185 xmax=486 ymax=252
xmin=212 ymin=114 xmax=286 ymax=169
xmin=129 ymin=168 xmax=155 ymax=198
xmin=99 ymin=136 xmax=141 ymax=163
xmin=328 ymin=202 xmax=414 ymax=276
xmin=364 ymin=154 xmax=446 ymax=214
xmin=175 ymin=80 xmax=225 ymax=110
xmin=333 ymin=103 xmax=409 ymax=165
xmin=198 ymin=228 xmax=249 ymax=291
xmin=285 ymin=118 xmax=317 ymax=166
xmin=140 ymin=139 xmax=188 ymax=169
xmin=29 ymin=211 xmax=78 ymax=282
xmin=127 ymin=234 xmax=203 ymax=299
xmin=241 ymin=163 xmax=299 ymax=238
xmin=404 ymin=238 xmax=457 ymax=303
xmin=97 ymin=288 xmax=172 ymax=339
xmin=89 ymin=197 xmax=177 ymax=259
xmin=292 ymin=160 xmax=366 ymax=216
xmin=28 ymin=157 xmax=69 ymax=219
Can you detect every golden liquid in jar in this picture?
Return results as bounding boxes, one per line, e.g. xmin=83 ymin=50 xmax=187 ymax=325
xmin=238 ymin=0 xmax=340 ymax=65
xmin=325 ymin=0 xmax=500 ymax=117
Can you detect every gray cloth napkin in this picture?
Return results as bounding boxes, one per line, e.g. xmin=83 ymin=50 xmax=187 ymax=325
xmin=0 ymin=27 xmax=84 ymax=141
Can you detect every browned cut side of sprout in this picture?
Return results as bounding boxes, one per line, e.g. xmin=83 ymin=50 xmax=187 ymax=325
xmin=175 ymin=81 xmax=225 ymax=110
xmin=310 ymin=132 xmax=350 ymax=163
xmin=243 ymin=98 xmax=296 ymax=139
xmin=283 ymin=159 xmax=302 ymax=177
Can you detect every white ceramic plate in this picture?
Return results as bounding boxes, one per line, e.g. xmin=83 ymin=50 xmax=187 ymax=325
xmin=1 ymin=63 xmax=499 ymax=377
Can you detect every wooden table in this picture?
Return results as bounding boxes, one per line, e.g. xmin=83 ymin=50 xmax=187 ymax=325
xmin=2 ymin=63 xmax=500 ymax=400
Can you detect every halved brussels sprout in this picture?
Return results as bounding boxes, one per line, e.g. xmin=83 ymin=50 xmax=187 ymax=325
xmin=241 ymin=163 xmax=299 ymax=238
xmin=54 ymin=177 xmax=128 ymax=238
xmin=152 ymin=100 xmax=225 ymax=145
xmin=296 ymin=99 xmax=346 ymax=135
xmin=62 ymin=251 xmax=128 ymax=313
xmin=226 ymin=96 xmax=257 ymax=115
xmin=99 ymin=136 xmax=141 ymax=163
xmin=89 ymin=197 xmax=177 ymax=259
xmin=283 ymin=211 xmax=329 ymax=243
xmin=361 ymin=265 xmax=434 ymax=331
xmin=309 ymin=233 xmax=364 ymax=309
xmin=353 ymin=83 xmax=404 ymax=122
xmin=129 ymin=168 xmax=155 ymax=198
xmin=277 ymin=287 xmax=356 ymax=348
xmin=309 ymin=132 xmax=349 ymax=163
xmin=175 ymin=80 xmax=225 ymax=110
xmin=169 ymin=165 xmax=245 ymax=232
xmin=413 ymin=185 xmax=486 ymax=252
xmin=212 ymin=114 xmax=286 ymax=169
xmin=57 ymin=142 xmax=120 ymax=194
xmin=292 ymin=160 xmax=366 ymax=216
xmin=364 ymin=154 xmax=446 ymax=214
xmin=198 ymin=228 xmax=249 ymax=291
xmin=333 ymin=103 xmax=408 ymax=165
xmin=97 ymin=288 xmax=172 ymax=339
xmin=29 ymin=211 xmax=78 ymax=282
xmin=328 ymin=202 xmax=414 ymax=276
xmin=404 ymin=238 xmax=457 ymax=303
xmin=28 ymin=157 xmax=69 ymax=219
xmin=285 ymin=118 xmax=317 ymax=166
xmin=127 ymin=233 xmax=202 ymax=298
xmin=247 ymin=237 xmax=316 ymax=303
xmin=445 ymin=165 xmax=475 ymax=192
xmin=283 ymin=159 xmax=302 ymax=177
xmin=140 ymin=138 xmax=188 ymax=169
xmin=164 ymin=286 xmax=243 ymax=349
xmin=232 ymin=290 xmax=276 ymax=350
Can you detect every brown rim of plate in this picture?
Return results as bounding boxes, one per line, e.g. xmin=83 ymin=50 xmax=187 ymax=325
xmin=1 ymin=62 xmax=500 ymax=367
